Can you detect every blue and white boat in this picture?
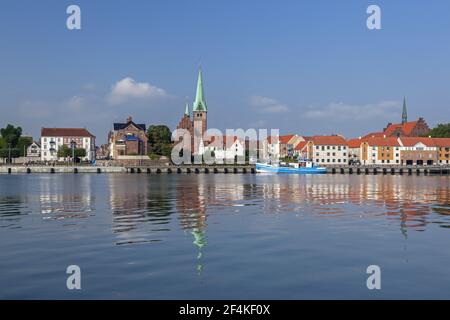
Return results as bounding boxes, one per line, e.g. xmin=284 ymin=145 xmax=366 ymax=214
xmin=256 ymin=159 xmax=326 ymax=174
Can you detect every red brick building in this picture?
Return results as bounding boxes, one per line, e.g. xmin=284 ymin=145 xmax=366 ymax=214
xmin=108 ymin=116 xmax=148 ymax=158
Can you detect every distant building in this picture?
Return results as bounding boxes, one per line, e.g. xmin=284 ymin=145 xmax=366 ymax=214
xmin=364 ymin=98 xmax=430 ymax=138
xmin=108 ymin=116 xmax=148 ymax=159
xmin=399 ymin=137 xmax=438 ymax=166
xmin=260 ymin=136 xmax=280 ymax=162
xmin=279 ymin=135 xmax=305 ymax=158
xmin=200 ymin=136 xmax=245 ymax=162
xmin=40 ymin=128 xmax=96 ymax=162
xmin=306 ymin=135 xmax=348 ymax=165
xmin=26 ymin=141 xmax=41 ymax=158
xmin=434 ymin=138 xmax=450 ymax=164
xmin=176 ymin=69 xmax=208 ymax=156
xmin=360 ymin=137 xmax=401 ymax=165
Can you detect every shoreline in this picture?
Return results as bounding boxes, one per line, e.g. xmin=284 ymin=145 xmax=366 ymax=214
xmin=0 ymin=165 xmax=449 ymax=175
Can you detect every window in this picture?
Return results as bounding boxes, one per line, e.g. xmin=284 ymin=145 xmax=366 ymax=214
xmin=343 ymin=159 xmax=346 ymax=162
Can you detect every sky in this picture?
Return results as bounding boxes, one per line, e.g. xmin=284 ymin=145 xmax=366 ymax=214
xmin=1 ymin=0 xmax=450 ymax=144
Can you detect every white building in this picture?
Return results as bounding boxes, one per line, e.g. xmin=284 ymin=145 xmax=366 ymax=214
xmin=40 ymin=128 xmax=96 ymax=162
xmin=26 ymin=141 xmax=41 ymax=158
xmin=308 ymin=136 xmax=348 ymax=166
xmin=360 ymin=137 xmax=401 ymax=165
xmin=201 ymin=136 xmax=245 ymax=163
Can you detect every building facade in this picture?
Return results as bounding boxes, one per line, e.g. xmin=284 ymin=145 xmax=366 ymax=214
xmin=176 ymin=69 xmax=208 ymax=156
xmin=307 ymin=136 xmax=348 ymax=165
xmin=40 ymin=128 xmax=96 ymax=161
xmin=360 ymin=137 xmax=401 ymax=165
xmin=26 ymin=141 xmax=41 ymax=158
xmin=108 ymin=116 xmax=148 ymax=159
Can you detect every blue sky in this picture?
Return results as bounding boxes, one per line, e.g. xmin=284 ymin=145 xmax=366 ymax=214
xmin=1 ymin=0 xmax=449 ymax=143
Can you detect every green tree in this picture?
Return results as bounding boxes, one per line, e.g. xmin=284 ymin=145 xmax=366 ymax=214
xmin=0 ymin=137 xmax=5 ymax=149
xmin=17 ymin=136 xmax=33 ymax=157
xmin=74 ymin=148 xmax=86 ymax=158
xmin=57 ymin=145 xmax=71 ymax=158
xmin=427 ymin=123 xmax=450 ymax=138
xmin=0 ymin=124 xmax=22 ymax=148
xmin=147 ymin=125 xmax=172 ymax=157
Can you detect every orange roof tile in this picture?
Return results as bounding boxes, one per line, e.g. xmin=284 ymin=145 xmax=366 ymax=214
xmin=347 ymin=138 xmax=364 ymax=148
xmin=400 ymin=137 xmax=436 ymax=147
xmin=364 ymin=137 xmax=401 ymax=147
xmin=433 ymin=138 xmax=450 ymax=147
xmin=311 ymin=135 xmax=347 ymax=146
xmin=294 ymin=141 xmax=308 ymax=150
xmin=279 ymin=135 xmax=295 ymax=144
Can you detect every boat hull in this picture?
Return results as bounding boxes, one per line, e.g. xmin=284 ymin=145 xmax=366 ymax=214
xmin=256 ymin=163 xmax=327 ymax=174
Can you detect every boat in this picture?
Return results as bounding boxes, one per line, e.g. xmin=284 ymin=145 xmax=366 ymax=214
xmin=256 ymin=158 xmax=327 ymax=174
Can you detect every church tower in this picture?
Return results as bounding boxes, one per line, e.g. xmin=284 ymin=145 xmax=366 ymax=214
xmin=402 ymin=97 xmax=408 ymax=124
xmin=192 ymin=69 xmax=208 ymax=138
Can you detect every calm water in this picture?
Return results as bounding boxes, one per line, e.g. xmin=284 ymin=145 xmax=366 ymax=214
xmin=0 ymin=174 xmax=449 ymax=299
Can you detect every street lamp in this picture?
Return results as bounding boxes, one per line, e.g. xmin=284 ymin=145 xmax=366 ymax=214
xmin=70 ymin=140 xmax=76 ymax=165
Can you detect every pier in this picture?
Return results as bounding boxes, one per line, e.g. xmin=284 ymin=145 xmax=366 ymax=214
xmin=0 ymin=165 xmax=449 ymax=175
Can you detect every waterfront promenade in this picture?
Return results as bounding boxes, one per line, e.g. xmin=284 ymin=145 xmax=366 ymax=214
xmin=1 ymin=165 xmax=449 ymax=175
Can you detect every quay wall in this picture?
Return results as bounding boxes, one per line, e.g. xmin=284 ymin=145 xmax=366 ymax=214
xmin=0 ymin=165 xmax=449 ymax=175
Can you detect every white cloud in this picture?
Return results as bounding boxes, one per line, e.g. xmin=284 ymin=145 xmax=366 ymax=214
xmin=107 ymin=77 xmax=168 ymax=105
xmin=304 ymin=100 xmax=401 ymax=120
xmin=249 ymin=95 xmax=289 ymax=113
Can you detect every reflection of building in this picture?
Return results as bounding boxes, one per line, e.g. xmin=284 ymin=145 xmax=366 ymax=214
xmin=108 ymin=116 xmax=148 ymax=158
xmin=40 ymin=128 xmax=96 ymax=161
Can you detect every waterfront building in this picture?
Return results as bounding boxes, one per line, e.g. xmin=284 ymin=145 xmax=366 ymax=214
xmin=293 ymin=141 xmax=308 ymax=159
xmin=200 ymin=136 xmax=245 ymax=162
xmin=260 ymin=136 xmax=280 ymax=162
xmin=176 ymin=69 xmax=208 ymax=156
xmin=108 ymin=116 xmax=148 ymax=159
xmin=279 ymin=134 xmax=304 ymax=158
xmin=306 ymin=135 xmax=348 ymax=165
xmin=40 ymin=128 xmax=96 ymax=162
xmin=360 ymin=137 xmax=401 ymax=165
xmin=26 ymin=141 xmax=41 ymax=158
xmin=398 ymin=137 xmax=438 ymax=165
xmin=434 ymin=138 xmax=450 ymax=164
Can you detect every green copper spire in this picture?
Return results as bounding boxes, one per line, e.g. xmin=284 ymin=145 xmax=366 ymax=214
xmin=184 ymin=102 xmax=190 ymax=117
xmin=402 ymin=96 xmax=408 ymax=124
xmin=193 ymin=69 xmax=207 ymax=112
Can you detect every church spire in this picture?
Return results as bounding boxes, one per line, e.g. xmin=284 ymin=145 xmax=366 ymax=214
xmin=184 ymin=101 xmax=190 ymax=117
xmin=193 ymin=68 xmax=207 ymax=112
xmin=402 ymin=96 xmax=408 ymax=124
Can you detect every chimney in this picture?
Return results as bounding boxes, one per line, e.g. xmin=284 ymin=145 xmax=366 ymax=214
xmin=126 ymin=116 xmax=132 ymax=123
xmin=383 ymin=135 xmax=386 ymax=138
xmin=358 ymin=136 xmax=361 ymax=140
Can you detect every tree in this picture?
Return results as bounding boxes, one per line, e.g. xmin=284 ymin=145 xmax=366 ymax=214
xmin=427 ymin=123 xmax=450 ymax=138
xmin=57 ymin=145 xmax=71 ymax=158
xmin=74 ymin=148 xmax=86 ymax=158
xmin=0 ymin=124 xmax=22 ymax=148
xmin=147 ymin=125 xmax=173 ymax=157
xmin=17 ymin=136 xmax=32 ymax=157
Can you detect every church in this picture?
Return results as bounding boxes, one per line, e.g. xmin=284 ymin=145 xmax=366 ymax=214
xmin=364 ymin=97 xmax=430 ymax=138
xmin=176 ymin=69 xmax=208 ymax=156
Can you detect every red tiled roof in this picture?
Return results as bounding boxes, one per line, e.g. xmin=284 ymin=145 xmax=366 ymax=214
xmin=294 ymin=141 xmax=308 ymax=151
xmin=347 ymin=138 xmax=364 ymax=148
xmin=362 ymin=132 xmax=385 ymax=139
xmin=400 ymin=137 xmax=436 ymax=147
xmin=384 ymin=121 xmax=419 ymax=136
xmin=364 ymin=137 xmax=401 ymax=147
xmin=41 ymin=128 xmax=95 ymax=138
xmin=433 ymin=138 xmax=450 ymax=147
xmin=310 ymin=135 xmax=347 ymax=146
xmin=279 ymin=135 xmax=295 ymax=144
